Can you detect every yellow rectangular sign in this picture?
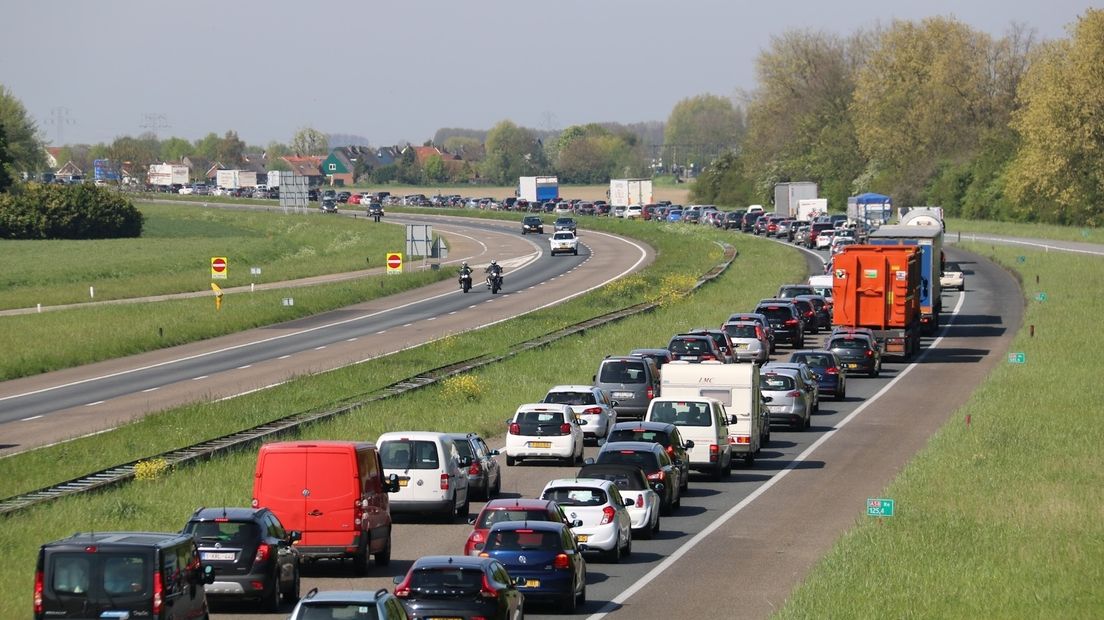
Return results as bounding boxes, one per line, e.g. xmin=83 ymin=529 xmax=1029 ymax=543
xmin=211 ymin=256 xmax=228 ymax=279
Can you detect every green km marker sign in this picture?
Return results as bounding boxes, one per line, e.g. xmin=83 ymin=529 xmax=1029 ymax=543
xmin=1008 ymin=352 xmax=1026 ymax=364
xmin=867 ymin=498 xmax=895 ymax=517
xmin=1036 ymin=292 xmax=1047 ymax=302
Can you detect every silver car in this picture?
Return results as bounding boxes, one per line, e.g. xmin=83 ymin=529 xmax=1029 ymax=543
xmin=764 ymin=361 xmax=821 ymax=414
xmin=722 ymin=321 xmax=770 ymax=363
xmin=543 ymin=384 xmax=618 ymax=441
xmin=758 ymin=366 xmax=813 ymax=430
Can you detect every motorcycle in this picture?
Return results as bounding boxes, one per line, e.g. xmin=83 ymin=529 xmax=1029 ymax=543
xmin=459 ymin=271 xmax=472 ymax=293
xmin=486 ymin=269 xmax=503 ymax=294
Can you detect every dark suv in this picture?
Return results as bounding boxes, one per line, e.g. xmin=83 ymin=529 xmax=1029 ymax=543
xmin=666 ymin=333 xmax=725 ymax=363
xmin=827 ymin=333 xmax=882 ymax=377
xmin=521 ymin=216 xmax=544 ymax=234
xmin=754 ymin=299 xmax=806 ymax=348
xmin=182 ymin=507 xmax=301 ymax=611
xmin=605 ymin=421 xmax=693 ymax=492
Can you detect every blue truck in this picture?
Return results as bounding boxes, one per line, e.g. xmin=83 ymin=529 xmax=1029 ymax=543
xmin=866 ymin=224 xmax=943 ymax=333
xmin=519 ymin=176 xmax=558 ymax=203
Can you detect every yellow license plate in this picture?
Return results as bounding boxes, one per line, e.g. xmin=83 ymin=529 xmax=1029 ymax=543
xmin=398 ymin=479 xmax=409 ymax=487
xmin=846 ymin=363 xmax=858 ymax=369
xmin=575 ymin=534 xmax=589 ymax=542
xmin=523 ymin=579 xmax=541 ymax=588
xmin=529 ymin=441 xmax=552 ymax=449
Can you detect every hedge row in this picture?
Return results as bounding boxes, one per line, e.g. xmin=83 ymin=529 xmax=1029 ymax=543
xmin=0 ymin=183 xmax=144 ymax=239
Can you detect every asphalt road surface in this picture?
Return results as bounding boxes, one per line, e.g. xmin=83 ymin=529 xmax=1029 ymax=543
xmin=0 ymin=215 xmax=653 ymax=455
xmin=210 ymin=240 xmax=1023 ymax=619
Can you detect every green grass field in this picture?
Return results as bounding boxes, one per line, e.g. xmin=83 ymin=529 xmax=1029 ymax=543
xmin=777 ymin=243 xmax=1104 ymax=618
xmin=0 ymin=224 xmax=805 ymax=617
xmin=946 ymin=218 xmax=1102 ymax=245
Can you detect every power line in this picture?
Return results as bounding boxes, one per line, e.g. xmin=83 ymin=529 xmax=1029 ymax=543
xmin=139 ymin=113 xmax=170 ymax=138
xmin=46 ymin=107 xmax=74 ymax=145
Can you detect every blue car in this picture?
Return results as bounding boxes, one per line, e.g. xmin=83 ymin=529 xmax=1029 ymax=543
xmin=788 ymin=350 xmax=847 ymax=400
xmin=666 ymin=208 xmax=683 ymax=222
xmin=480 ymin=521 xmax=587 ymax=612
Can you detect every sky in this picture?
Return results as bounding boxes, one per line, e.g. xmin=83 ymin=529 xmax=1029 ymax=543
xmin=2 ymin=0 xmax=1095 ymax=148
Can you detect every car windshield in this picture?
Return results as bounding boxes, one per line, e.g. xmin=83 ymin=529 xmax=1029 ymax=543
xmin=553 ymin=232 xmax=573 ymax=240
xmin=485 ymin=529 xmax=563 ymax=551
xmin=724 ymin=324 xmax=758 ymax=339
xmin=598 ymin=361 xmax=646 ymax=384
xmin=477 ymin=508 xmax=555 ymax=528
xmin=543 ymin=487 xmax=607 ymax=507
xmin=596 ymin=450 xmax=660 ymax=473
xmin=298 ymin=602 xmax=381 ymax=619
xmin=649 ymin=401 xmax=712 ymax=427
xmin=544 ymin=391 xmax=596 ymax=406
xmin=380 ymin=440 xmax=440 ymax=470
xmin=761 ymin=374 xmax=796 ymax=391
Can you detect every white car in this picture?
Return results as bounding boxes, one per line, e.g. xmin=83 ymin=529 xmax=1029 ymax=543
xmin=540 ymin=478 xmax=634 ymax=562
xmin=816 ymin=230 xmax=836 ymax=249
xmin=623 ymin=205 xmax=643 ymax=219
xmin=940 ymin=261 xmax=965 ymax=291
xmin=576 ymin=463 xmax=661 ymax=538
xmin=505 ymin=404 xmax=585 ymax=466
xmin=549 ymin=231 xmax=579 ymax=256
xmin=542 ymin=385 xmax=617 ymax=441
xmin=377 ymin=431 xmax=472 ymax=521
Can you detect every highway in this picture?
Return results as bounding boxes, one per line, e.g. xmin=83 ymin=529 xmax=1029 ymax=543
xmin=210 ymin=238 xmax=1023 ymax=619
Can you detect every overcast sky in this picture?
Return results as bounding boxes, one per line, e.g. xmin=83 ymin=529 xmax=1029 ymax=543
xmin=2 ymin=0 xmax=1094 ymax=148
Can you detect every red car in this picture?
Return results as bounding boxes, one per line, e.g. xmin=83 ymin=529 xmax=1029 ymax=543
xmin=463 ymin=498 xmax=575 ymax=556
xmin=348 ymin=193 xmax=362 ymax=205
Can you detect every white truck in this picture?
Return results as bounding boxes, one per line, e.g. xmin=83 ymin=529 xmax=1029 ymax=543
xmin=658 ymin=361 xmax=767 ymax=466
xmin=215 ymin=169 xmax=258 ymax=190
xmin=774 ymin=182 xmax=819 ymax=217
xmin=147 ymin=163 xmax=189 ymax=187
xmin=796 ymin=198 xmax=828 ymax=222
xmin=609 ymin=178 xmax=653 ymax=207
xmin=898 ymin=206 xmax=944 ymax=228
xmin=519 ymin=176 xmax=559 ymax=203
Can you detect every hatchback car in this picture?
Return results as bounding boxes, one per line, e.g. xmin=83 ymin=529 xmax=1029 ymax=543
xmin=726 ymin=312 xmax=776 ymax=352
xmin=753 ymin=300 xmax=806 ymax=348
xmin=540 ymin=479 xmax=633 ymax=563
xmin=554 ymin=217 xmax=577 ymax=233
xmin=722 ymin=321 xmax=770 ymax=363
xmin=522 ymin=216 xmax=544 ymax=234
xmin=182 ymin=507 xmax=301 ymax=611
xmin=666 ymin=333 xmax=725 ymax=363
xmin=795 ymin=294 xmax=832 ymax=330
xmin=684 ymin=328 xmax=737 ymax=364
xmin=605 ymin=420 xmax=693 ymax=493
xmin=505 ymin=404 xmax=585 ymax=466
xmin=591 ymin=441 xmax=681 ymax=514
xmin=778 ymin=284 xmax=817 ymax=299
xmin=464 ymin=498 xmax=575 ymax=557
xmin=789 ymin=298 xmax=820 ymax=334
xmin=827 ymin=333 xmax=882 ymax=377
xmin=593 ymin=355 xmax=661 ymax=420
xmin=576 ymin=464 xmax=661 ymax=539
xmin=764 ymin=361 xmax=821 ymax=414
xmin=479 ymin=521 xmax=587 ymax=611
xmin=759 ymin=368 xmax=813 ymax=430
xmin=543 ymin=385 xmax=618 ymax=442
xmin=447 ymin=433 xmax=502 ymax=501
xmin=788 ymin=350 xmax=847 ymax=400
xmin=628 ymin=348 xmax=674 ymax=370
xmin=289 ymin=587 xmax=409 ymax=620
xmin=941 ymin=261 xmax=965 ymax=291
xmin=392 ymin=555 xmax=523 ymax=619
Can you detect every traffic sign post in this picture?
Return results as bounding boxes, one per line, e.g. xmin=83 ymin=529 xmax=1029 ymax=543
xmin=386 ymin=252 xmax=403 ymax=274
xmin=867 ymin=498 xmax=895 ymax=518
xmin=211 ymin=257 xmax=228 ymax=280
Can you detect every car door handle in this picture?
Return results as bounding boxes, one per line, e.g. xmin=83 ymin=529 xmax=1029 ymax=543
xmin=308 ymin=509 xmax=323 ymax=517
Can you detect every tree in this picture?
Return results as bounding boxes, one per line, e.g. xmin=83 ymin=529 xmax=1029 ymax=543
xmin=481 ymin=120 xmax=546 ymax=185
xmin=1005 ymin=9 xmax=1104 ymax=225
xmin=192 ymin=132 xmax=221 ymax=160
xmin=108 ymin=135 xmax=160 ymax=175
xmin=0 ymin=122 xmax=12 ymax=191
xmin=551 ymin=123 xmax=647 ymax=183
xmin=216 ymin=130 xmax=245 ymax=167
xmin=422 ymin=154 xmax=447 ymax=183
xmin=690 ymin=151 xmax=758 ymax=207
xmin=0 ymin=85 xmax=47 ymax=177
xmin=290 ymin=127 xmax=329 ymax=156
xmin=159 ymin=137 xmax=193 ymax=162
xmin=265 ymin=141 xmax=291 ymax=158
xmin=663 ymin=94 xmax=744 ymax=172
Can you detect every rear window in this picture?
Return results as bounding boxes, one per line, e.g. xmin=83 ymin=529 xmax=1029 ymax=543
xmin=580 ymin=470 xmax=648 ymax=491
xmin=380 ymin=440 xmax=440 ymax=470
xmin=668 ymin=337 xmax=711 ymax=355
xmin=649 ymin=401 xmax=712 ymax=427
xmin=186 ymin=520 xmax=260 ymax=546
xmin=485 ymin=530 xmax=563 ymax=551
xmin=761 ymin=374 xmax=796 ymax=391
xmin=451 ymin=439 xmax=474 ymax=459
xmin=596 ymin=450 xmax=660 ymax=473
xmin=607 ymin=429 xmax=671 ymax=447
xmin=544 ymin=391 xmax=596 ymax=406
xmin=830 ymin=338 xmax=870 ymax=350
xmin=410 ymin=567 xmax=483 ymax=591
xmin=516 ymin=410 xmax=565 ymax=424
xmin=49 ymin=553 xmax=150 ymax=597
xmin=543 ymin=487 xmax=607 ymax=507
xmin=724 ymin=324 xmax=758 ymax=339
xmin=757 ymin=306 xmax=793 ymax=321
xmin=791 ymin=354 xmax=831 ymax=368
xmin=598 ymin=360 xmax=647 ymax=384
xmin=298 ymin=602 xmax=381 ymax=619
xmin=477 ymin=508 xmax=554 ymax=529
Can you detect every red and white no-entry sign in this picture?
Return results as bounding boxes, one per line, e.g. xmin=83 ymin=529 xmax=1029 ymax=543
xmin=386 ymin=252 xmax=402 ymax=274
xmin=211 ymin=256 xmax=228 ymax=279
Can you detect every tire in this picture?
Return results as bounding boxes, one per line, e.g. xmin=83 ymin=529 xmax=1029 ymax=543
xmin=606 ymin=535 xmax=623 ymax=563
xmin=375 ymin=537 xmax=391 ymax=567
xmin=712 ymin=462 xmax=725 ymax=482
xmin=282 ymin=567 xmax=300 ymax=605
xmin=352 ymin=541 xmax=370 ymax=576
xmin=263 ymin=577 xmax=281 ymax=612
xmin=506 ymin=455 xmax=516 ymax=466
xmin=573 ymin=249 xmax=578 ymax=255
xmin=562 ymin=583 xmax=578 ymax=613
xmin=456 ymin=493 xmax=470 ymax=522
xmin=578 ymin=582 xmax=587 ymax=605
xmin=744 ymin=451 xmax=755 ymax=466
xmin=623 ymin=532 xmax=632 ymax=558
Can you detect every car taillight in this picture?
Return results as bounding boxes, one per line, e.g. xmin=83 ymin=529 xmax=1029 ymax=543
xmin=509 ymin=422 xmax=520 ymax=435
xmin=553 ymin=553 xmax=571 ymax=570
xmin=600 ymin=506 xmax=616 ymax=525
xmin=865 ymin=349 xmax=874 ymax=358
xmin=559 ymin=422 xmax=572 ymax=434
xmin=709 ymin=443 xmax=719 ymax=462
xmin=468 ymin=530 xmax=485 ymax=553
xmin=394 ymin=573 xmax=412 ymax=598
xmin=785 ymin=319 xmax=799 ymax=326
xmin=731 ymin=435 xmax=751 ymax=445
xmin=354 ymin=498 xmax=366 ymax=525
xmin=787 ymin=391 xmax=802 ymax=398
xmin=582 ymin=406 xmax=603 ymax=415
xmin=702 ymin=354 xmax=715 ymax=361
xmin=756 ymin=327 xmax=765 ymax=339
xmin=441 ymin=473 xmax=450 ymax=490
xmin=254 ymin=543 xmax=271 ymax=563
xmin=636 ymin=494 xmax=644 ymax=508
xmin=34 ymin=570 xmax=43 ymax=614
xmin=665 ymin=445 xmax=675 ymax=458
xmin=826 ymin=367 xmax=839 ymax=375
xmin=805 ymin=311 xmax=814 ymax=318
xmin=646 ymin=470 xmax=666 ymax=482
xmin=469 ymin=461 xmax=482 ymax=476
xmin=152 ymin=570 xmax=163 ymax=615
xmin=646 ymin=386 xmax=655 ymax=399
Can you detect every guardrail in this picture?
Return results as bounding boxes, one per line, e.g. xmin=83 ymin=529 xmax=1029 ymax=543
xmin=0 ymin=243 xmax=736 ymax=518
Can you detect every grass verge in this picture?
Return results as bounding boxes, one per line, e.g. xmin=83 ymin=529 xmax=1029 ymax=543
xmin=776 ymin=243 xmax=1104 ymax=618
xmin=945 ymin=218 xmax=1101 ymax=244
xmin=0 ymin=226 xmax=805 ymax=617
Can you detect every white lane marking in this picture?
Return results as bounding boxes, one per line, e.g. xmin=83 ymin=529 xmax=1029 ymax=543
xmin=427 ymin=317 xmax=436 ymax=321
xmin=313 ymin=346 xmax=326 ymax=351
xmin=402 ymin=323 xmax=413 ymax=327
xmin=21 ymin=415 xmax=42 ymax=421
xmin=192 ymin=375 xmax=208 ymax=381
xmin=585 ymin=289 xmax=967 ymax=619
xmin=376 ymin=330 xmax=387 ymax=335
xmin=85 ymin=401 xmax=104 ymax=406
xmin=141 ymin=387 xmax=159 ymax=393
xmin=0 ymin=222 xmax=542 ymax=405
xmin=236 ymin=364 xmax=252 ymax=370
xmin=278 ymin=354 xmax=291 ymax=360
xmin=955 ymin=234 xmax=1104 ymax=256
xmin=346 ymin=337 xmax=358 ymax=342
xmin=448 ymin=311 xmax=457 ymax=315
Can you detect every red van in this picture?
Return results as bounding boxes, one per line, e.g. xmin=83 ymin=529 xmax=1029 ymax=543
xmin=252 ymin=441 xmax=399 ymax=574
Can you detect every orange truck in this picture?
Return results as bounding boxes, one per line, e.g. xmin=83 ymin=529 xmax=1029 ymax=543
xmin=831 ymin=245 xmax=922 ymax=359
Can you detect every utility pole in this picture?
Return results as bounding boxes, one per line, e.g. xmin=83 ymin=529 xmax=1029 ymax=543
xmin=139 ymin=113 xmax=170 ymax=138
xmin=46 ymin=107 xmax=74 ymax=145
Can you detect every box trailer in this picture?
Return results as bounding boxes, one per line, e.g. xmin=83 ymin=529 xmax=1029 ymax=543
xmin=832 ymin=245 xmax=922 ymax=358
xmin=609 ymin=178 xmax=654 ymax=207
xmin=866 ymin=224 xmax=943 ymax=333
xmin=519 ymin=176 xmax=558 ymax=202
xmin=774 ymin=182 xmax=818 ymax=217
xmin=216 ymin=169 xmax=258 ymax=189
xmin=147 ymin=163 xmax=189 ymax=187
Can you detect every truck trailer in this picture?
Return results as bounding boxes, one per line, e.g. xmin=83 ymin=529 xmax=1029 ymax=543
xmin=609 ymin=178 xmax=654 ymax=207
xmin=865 ymin=224 xmax=943 ymax=333
xmin=147 ymin=163 xmax=189 ymax=187
xmin=832 ymin=245 xmax=923 ymax=359
xmin=215 ymin=169 xmax=258 ymax=189
xmin=773 ymin=182 xmax=818 ymax=217
xmin=518 ymin=176 xmax=559 ymax=203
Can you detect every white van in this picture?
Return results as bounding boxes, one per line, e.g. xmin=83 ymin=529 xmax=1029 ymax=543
xmin=377 ymin=431 xmax=471 ymax=522
xmin=644 ymin=396 xmax=732 ymax=480
xmin=656 ymin=361 xmax=767 ymax=466
xmin=807 ymin=274 xmax=834 ymax=302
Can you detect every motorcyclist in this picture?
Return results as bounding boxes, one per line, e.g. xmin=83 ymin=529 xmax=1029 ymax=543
xmin=485 ymin=259 xmax=502 ymax=278
xmin=458 ymin=261 xmax=472 ymax=278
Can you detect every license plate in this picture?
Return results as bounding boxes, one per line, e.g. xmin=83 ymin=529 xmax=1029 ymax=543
xmin=529 ymin=441 xmax=551 ymax=449
xmin=575 ymin=534 xmax=589 ymax=543
xmin=612 ymin=391 xmax=633 ymax=400
xmin=736 ymin=343 xmax=748 ymax=349
xmin=523 ymin=579 xmax=541 ymax=588
xmin=201 ymin=552 xmax=235 ymax=561
xmin=846 ymin=363 xmax=858 ymax=369
xmin=398 ymin=478 xmax=409 ymax=487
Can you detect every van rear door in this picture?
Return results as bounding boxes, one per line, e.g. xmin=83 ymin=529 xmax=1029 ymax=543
xmin=40 ymin=549 xmax=155 ymax=618
xmin=303 ymin=448 xmax=358 ymax=547
xmin=254 ymin=448 xmax=309 ymax=535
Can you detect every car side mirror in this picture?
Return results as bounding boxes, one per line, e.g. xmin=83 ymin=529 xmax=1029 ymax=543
xmin=583 ymin=457 xmax=595 ymax=465
xmin=651 ymin=482 xmax=665 ymax=492
xmin=762 ymin=396 xmax=773 ymax=403
xmin=393 ymin=575 xmax=404 ymax=585
xmin=571 ymin=519 xmax=583 ymax=528
xmin=386 ymin=473 xmax=401 ymax=493
xmin=576 ymin=543 xmax=589 ymax=553
xmin=288 ymin=531 xmax=302 ymax=544
xmin=611 ymin=400 xmax=619 ymax=408
xmin=575 ymin=419 xmax=585 ymax=426
xmin=623 ymin=497 xmax=635 ymax=507
xmin=684 ymin=439 xmax=695 ymax=448
xmin=592 ymin=374 xmax=596 ymax=382
xmin=489 ymin=449 xmax=500 ymax=456
xmin=596 ymin=438 xmax=606 ymax=447
xmin=514 ymin=576 xmax=527 ymax=587
xmin=729 ymin=415 xmax=739 ymax=425
xmin=467 ymin=516 xmax=476 ymax=525
xmin=459 ymin=456 xmax=472 ymax=467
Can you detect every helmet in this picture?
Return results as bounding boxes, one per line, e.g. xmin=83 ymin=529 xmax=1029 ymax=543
xmin=490 ymin=259 xmax=497 ymax=266
xmin=462 ymin=261 xmax=468 ymax=267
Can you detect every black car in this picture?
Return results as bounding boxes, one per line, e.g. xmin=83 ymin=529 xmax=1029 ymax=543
xmin=448 ymin=432 xmax=502 ymax=500
xmin=522 ymin=216 xmax=544 ymax=234
xmin=393 ymin=555 xmax=523 ymax=619
xmin=628 ymin=348 xmax=674 ymax=370
xmin=740 ymin=210 xmax=762 ymax=232
xmin=684 ymin=328 xmax=737 ymax=363
xmin=592 ymin=441 xmax=681 ymax=514
xmin=795 ymin=294 xmax=832 ymax=330
xmin=789 ymin=298 xmax=820 ymax=334
xmin=754 ymin=299 xmax=806 ymax=348
xmin=336 ymin=191 xmax=351 ymax=203
xmin=320 ymin=197 xmax=338 ymax=213
xmin=367 ymin=202 xmax=385 ymax=217
xmin=604 ymin=420 xmax=693 ymax=492
xmin=827 ymin=333 xmax=882 ymax=377
xmin=666 ymin=333 xmax=725 ymax=363
xmin=182 ymin=507 xmax=301 ymax=611
xmin=723 ymin=211 xmax=744 ymax=230
xmin=553 ymin=217 xmax=577 ymax=233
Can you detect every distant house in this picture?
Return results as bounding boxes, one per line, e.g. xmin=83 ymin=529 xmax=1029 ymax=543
xmin=55 ymin=161 xmax=83 ymax=181
xmin=280 ymin=155 xmax=325 ymax=186
xmin=182 ymin=156 xmax=224 ymax=183
xmin=403 ymin=145 xmax=468 ymax=179
xmin=44 ymin=147 xmax=64 ymax=169
xmin=321 ymin=146 xmax=404 ymax=185
xmin=239 ymin=153 xmax=269 ymax=177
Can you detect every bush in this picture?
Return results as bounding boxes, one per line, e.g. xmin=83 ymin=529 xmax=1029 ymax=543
xmin=0 ymin=183 xmax=144 ymax=239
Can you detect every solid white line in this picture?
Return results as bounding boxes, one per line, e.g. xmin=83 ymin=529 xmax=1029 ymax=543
xmin=376 ymin=330 xmax=387 ymax=335
xmin=85 ymin=401 xmax=104 ymax=407
xmin=402 ymin=323 xmax=412 ymax=327
xmin=141 ymin=387 xmax=159 ymax=393
xmin=957 ymin=234 xmax=1104 ymax=256
xmin=313 ymin=346 xmax=326 ymax=351
xmin=585 ymin=289 xmax=967 ymax=619
xmin=426 ymin=317 xmax=436 ymax=321
xmin=346 ymin=337 xmax=358 ymax=342
xmin=448 ymin=311 xmax=457 ymax=315
xmin=21 ymin=415 xmax=42 ymax=421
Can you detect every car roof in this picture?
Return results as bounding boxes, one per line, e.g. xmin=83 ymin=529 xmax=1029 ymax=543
xmin=300 ymin=590 xmax=390 ymax=604
xmin=761 ymin=366 xmax=801 ymax=378
xmin=46 ymin=532 xmax=193 ymax=549
xmin=411 ymin=555 xmax=493 ymax=570
xmin=546 ymin=385 xmax=597 ymax=393
xmin=515 ymin=403 xmax=572 ymax=413
xmin=377 ymin=431 xmax=450 ymax=442
xmin=629 ymin=348 xmax=671 ymax=356
xmin=544 ymin=477 xmax=616 ymax=490
xmin=189 ymin=507 xmax=266 ymax=521
xmin=599 ymin=441 xmax=661 ymax=453
xmin=610 ymin=420 xmax=675 ymax=433
xmin=483 ymin=498 xmax=558 ymax=511
xmin=487 ymin=520 xmax=568 ymax=533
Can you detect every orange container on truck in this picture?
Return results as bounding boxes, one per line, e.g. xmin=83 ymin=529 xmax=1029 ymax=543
xmin=831 ymin=245 xmax=922 ymax=359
